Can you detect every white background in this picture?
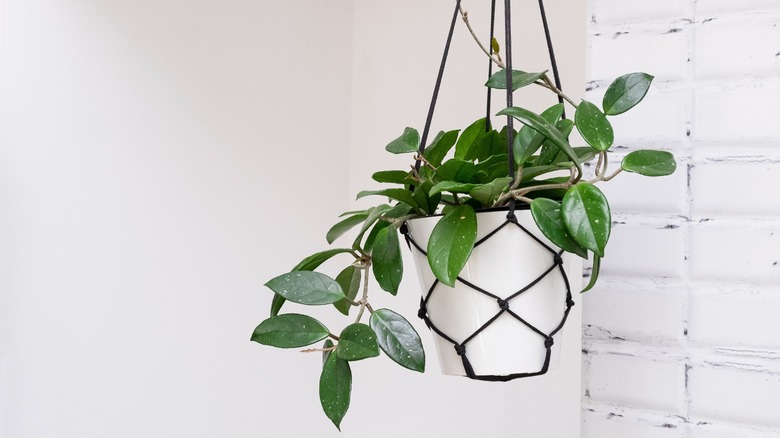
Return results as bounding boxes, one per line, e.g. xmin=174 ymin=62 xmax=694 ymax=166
xmin=0 ymin=1 xmax=586 ymax=437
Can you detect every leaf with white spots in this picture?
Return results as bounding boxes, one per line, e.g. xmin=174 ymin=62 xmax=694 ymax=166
xmin=371 ymin=227 xmax=403 ymax=295
xmin=426 ymin=204 xmax=477 ymax=287
xmin=250 ymin=314 xmax=329 ymax=348
xmin=370 ymin=309 xmax=425 ymax=372
xmin=319 ymin=353 xmax=351 ymax=430
xmin=265 ymin=271 xmax=345 ymax=305
xmin=561 ymin=184 xmax=611 ymax=257
xmin=575 ymin=100 xmax=614 ymax=151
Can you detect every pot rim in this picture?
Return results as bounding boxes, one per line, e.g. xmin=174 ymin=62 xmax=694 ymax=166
xmin=405 ymin=203 xmax=532 ymax=221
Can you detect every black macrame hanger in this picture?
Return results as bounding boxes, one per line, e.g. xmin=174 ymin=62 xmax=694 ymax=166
xmin=402 ymin=0 xmax=575 ymax=381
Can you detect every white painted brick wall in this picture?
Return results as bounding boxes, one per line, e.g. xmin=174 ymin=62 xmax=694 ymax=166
xmin=585 ymin=1 xmax=780 ymax=436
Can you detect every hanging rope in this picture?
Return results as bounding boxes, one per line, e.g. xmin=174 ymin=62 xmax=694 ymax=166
xmin=538 ymin=0 xmax=566 ymax=119
xmin=503 ymin=0 xmax=517 ymax=221
xmin=484 ymin=0 xmax=497 ymax=132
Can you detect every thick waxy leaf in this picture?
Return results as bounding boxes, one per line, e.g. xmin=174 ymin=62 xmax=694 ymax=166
xmin=464 ymin=129 xmax=502 ymax=162
xmin=436 ymin=159 xmax=477 ymax=183
xmin=424 ymin=130 xmax=459 ymax=167
xmin=352 ymin=204 xmax=391 ymax=248
xmin=336 ymin=323 xmax=380 ymax=361
xmin=521 ymin=165 xmax=564 ymax=182
xmin=333 ymin=266 xmax=361 ymax=315
xmin=537 ymin=119 xmax=575 ymax=166
xmin=270 ymin=293 xmax=286 ymax=317
xmin=322 ymin=339 xmax=335 ymax=365
xmin=469 ymin=177 xmax=513 ymax=206
xmin=513 ymin=104 xmax=564 ymax=164
xmin=292 ymin=248 xmax=354 ymax=272
xmin=486 ymin=69 xmax=547 ymax=91
xmin=429 ymin=181 xmax=480 ymax=196
xmin=603 ymin=72 xmax=654 ymax=116
xmin=455 ymin=118 xmax=489 ymax=160
xmin=326 ymin=213 xmax=369 ymax=244
xmin=372 ymin=170 xmax=411 ymax=184
xmin=622 ymin=150 xmax=677 ymax=176
xmin=561 ymin=184 xmax=611 ymax=257
xmin=498 ymin=106 xmax=582 ymax=178
xmin=552 ymin=146 xmax=596 ymax=168
xmin=356 ymin=189 xmax=418 ymax=210
xmin=371 ymin=227 xmax=403 ymax=295
xmin=427 ymin=204 xmax=477 ymax=287
xmin=251 ymin=314 xmax=329 ymax=348
xmin=530 ymin=198 xmax=588 ymax=258
xmin=364 ymin=221 xmax=391 ymax=253
xmin=575 ymin=101 xmax=614 ymax=151
xmin=320 ymin=354 xmax=351 ymax=430
xmin=412 ymin=180 xmax=440 ymax=215
xmin=370 ymin=309 xmax=425 ymax=372
xmin=265 ymin=271 xmax=345 ymax=305
xmin=386 ymin=127 xmax=420 ymax=154
xmin=581 ymin=254 xmax=601 ymax=293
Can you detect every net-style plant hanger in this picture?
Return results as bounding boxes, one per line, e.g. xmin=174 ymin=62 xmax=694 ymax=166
xmin=402 ymin=0 xmax=575 ymax=381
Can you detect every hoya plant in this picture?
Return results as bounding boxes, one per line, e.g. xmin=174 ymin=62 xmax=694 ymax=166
xmin=251 ymin=65 xmax=676 ymax=428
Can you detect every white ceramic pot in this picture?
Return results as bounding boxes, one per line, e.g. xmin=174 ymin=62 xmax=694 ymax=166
xmin=405 ymin=208 xmax=582 ymax=379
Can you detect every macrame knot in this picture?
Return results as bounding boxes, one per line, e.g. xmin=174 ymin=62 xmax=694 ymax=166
xmin=399 ymin=223 xmax=409 ymax=235
xmin=454 ymin=344 xmax=467 ymax=356
xmin=544 ymin=338 xmax=555 ymax=349
xmin=553 ymin=254 xmax=564 ymax=266
xmin=567 ymin=299 xmax=576 ymax=308
xmin=418 ymin=308 xmax=427 ymax=320
xmin=497 ymin=298 xmax=510 ymax=310
xmin=506 ymin=212 xmax=518 ymax=224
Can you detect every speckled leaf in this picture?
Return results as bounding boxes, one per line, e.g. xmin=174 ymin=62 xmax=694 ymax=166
xmin=575 ymin=100 xmax=614 ymax=151
xmin=385 ymin=127 xmax=420 ymax=154
xmin=469 ymin=177 xmax=513 ymax=206
xmin=531 ymin=198 xmax=588 ymax=258
xmin=320 ymin=354 xmax=351 ymax=430
xmin=371 ymin=227 xmax=402 ymax=295
xmin=512 ymin=103 xmax=564 ymax=164
xmin=251 ymin=314 xmax=329 ymax=348
xmin=485 ymin=69 xmax=547 ymax=91
xmin=336 ymin=323 xmax=380 ymax=361
xmin=427 ymin=204 xmax=477 ymax=287
xmin=622 ymin=150 xmax=677 ymax=176
xmin=333 ymin=266 xmax=361 ymax=316
xmin=603 ymin=72 xmax=654 ymax=116
xmin=561 ymin=184 xmax=611 ymax=257
xmin=322 ymin=339 xmax=335 ymax=365
xmin=369 ymin=309 xmax=425 ymax=372
xmin=581 ymin=255 xmax=601 ymax=293
xmin=326 ymin=213 xmax=369 ymax=244
xmin=455 ymin=118 xmax=489 ymax=160
xmin=265 ymin=271 xmax=345 ymax=305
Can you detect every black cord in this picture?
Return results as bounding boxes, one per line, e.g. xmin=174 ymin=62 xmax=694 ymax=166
xmin=538 ymin=0 xmax=566 ymax=118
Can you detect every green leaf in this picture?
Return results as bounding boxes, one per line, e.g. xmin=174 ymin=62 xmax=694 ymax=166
xmin=364 ymin=220 xmax=391 ymax=253
xmin=326 ymin=213 xmax=369 ymax=244
xmin=552 ymin=146 xmax=596 ymax=168
xmin=292 ymin=248 xmax=354 ymax=272
xmin=265 ymin=271 xmax=345 ymax=305
xmin=514 ymin=104 xmax=564 ymax=164
xmin=455 ymin=118 xmax=489 ymax=160
xmin=386 ymin=127 xmax=420 ymax=154
xmin=372 ymin=170 xmax=411 ymax=184
xmin=603 ymin=72 xmax=654 ymax=116
xmin=465 ymin=129 xmax=502 ymax=162
xmin=352 ymin=203 xmax=391 ymax=248
xmin=491 ymin=37 xmax=500 ymax=55
xmin=319 ymin=354 xmax=351 ymax=430
xmin=251 ymin=314 xmax=329 ymax=348
xmin=499 ymin=106 xmax=582 ymax=177
xmin=372 ymin=227 xmax=403 ymax=295
xmin=336 ymin=323 xmax=380 ymax=361
xmin=427 ymin=204 xmax=477 ymax=287
xmin=429 ymin=181 xmax=480 ymax=196
xmin=520 ymin=165 xmax=563 ymax=182
xmin=270 ymin=293 xmax=285 ymax=317
xmin=322 ymin=339 xmax=335 ymax=365
xmin=561 ymin=184 xmax=611 ymax=257
xmin=356 ymin=189 xmax=418 ymax=211
xmin=537 ymin=119 xmax=575 ymax=166
xmin=530 ymin=198 xmax=588 ymax=258
xmin=423 ymin=130 xmax=459 ymax=167
xmin=333 ymin=266 xmax=361 ymax=316
xmin=469 ymin=177 xmax=513 ymax=206
xmin=581 ymin=254 xmax=601 ymax=293
xmin=412 ymin=180 xmax=440 ymax=215
xmin=622 ymin=150 xmax=677 ymax=176
xmin=486 ymin=69 xmax=547 ymax=91
xmin=369 ymin=309 xmax=425 ymax=372
xmin=436 ymin=159 xmax=477 ymax=183
xmin=575 ymin=100 xmax=614 ymax=151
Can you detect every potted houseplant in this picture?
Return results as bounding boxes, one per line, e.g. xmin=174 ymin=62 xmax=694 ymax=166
xmin=251 ymin=5 xmax=676 ymax=430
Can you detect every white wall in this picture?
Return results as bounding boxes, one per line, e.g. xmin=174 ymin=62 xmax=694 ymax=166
xmin=582 ymin=2 xmax=780 ymax=437
xmin=0 ymin=1 xmax=354 ymax=436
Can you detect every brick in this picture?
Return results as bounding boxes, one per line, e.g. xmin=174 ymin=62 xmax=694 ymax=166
xmin=584 ymin=278 xmax=686 ymax=343
xmin=689 ymin=286 xmax=780 ymax=349
xmin=588 ymin=354 xmax=686 ymax=414
xmin=689 ymin=422 xmax=780 ymax=438
xmin=696 ymin=0 xmax=780 ymax=16
xmin=591 ymin=0 xmax=690 ymax=25
xmin=695 ymin=17 xmax=780 ymax=79
xmin=600 ymin=159 xmax=688 ymax=215
xmin=689 ymin=223 xmax=780 ymax=284
xmin=693 ymin=85 xmax=780 ymax=142
xmin=689 ymin=365 xmax=780 ymax=428
xmin=601 ymin=223 xmax=686 ymax=278
xmin=691 ymin=161 xmax=780 ymax=217
xmin=588 ymin=30 xmax=689 ymax=82
xmin=583 ymin=409 xmax=685 ymax=438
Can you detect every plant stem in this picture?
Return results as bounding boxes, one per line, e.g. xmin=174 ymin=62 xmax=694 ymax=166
xmin=300 ymin=345 xmax=338 ymax=354
xmin=354 ymin=259 xmax=372 ymax=324
xmin=537 ymin=75 xmax=579 ymax=109
xmin=328 ymin=333 xmax=340 ymax=341
xmin=458 ymin=5 xmax=505 ymax=69
xmin=602 ymin=167 xmax=623 ymax=182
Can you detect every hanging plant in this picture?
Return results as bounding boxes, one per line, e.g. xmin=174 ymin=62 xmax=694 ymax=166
xmin=251 ymin=0 xmax=676 ymax=430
